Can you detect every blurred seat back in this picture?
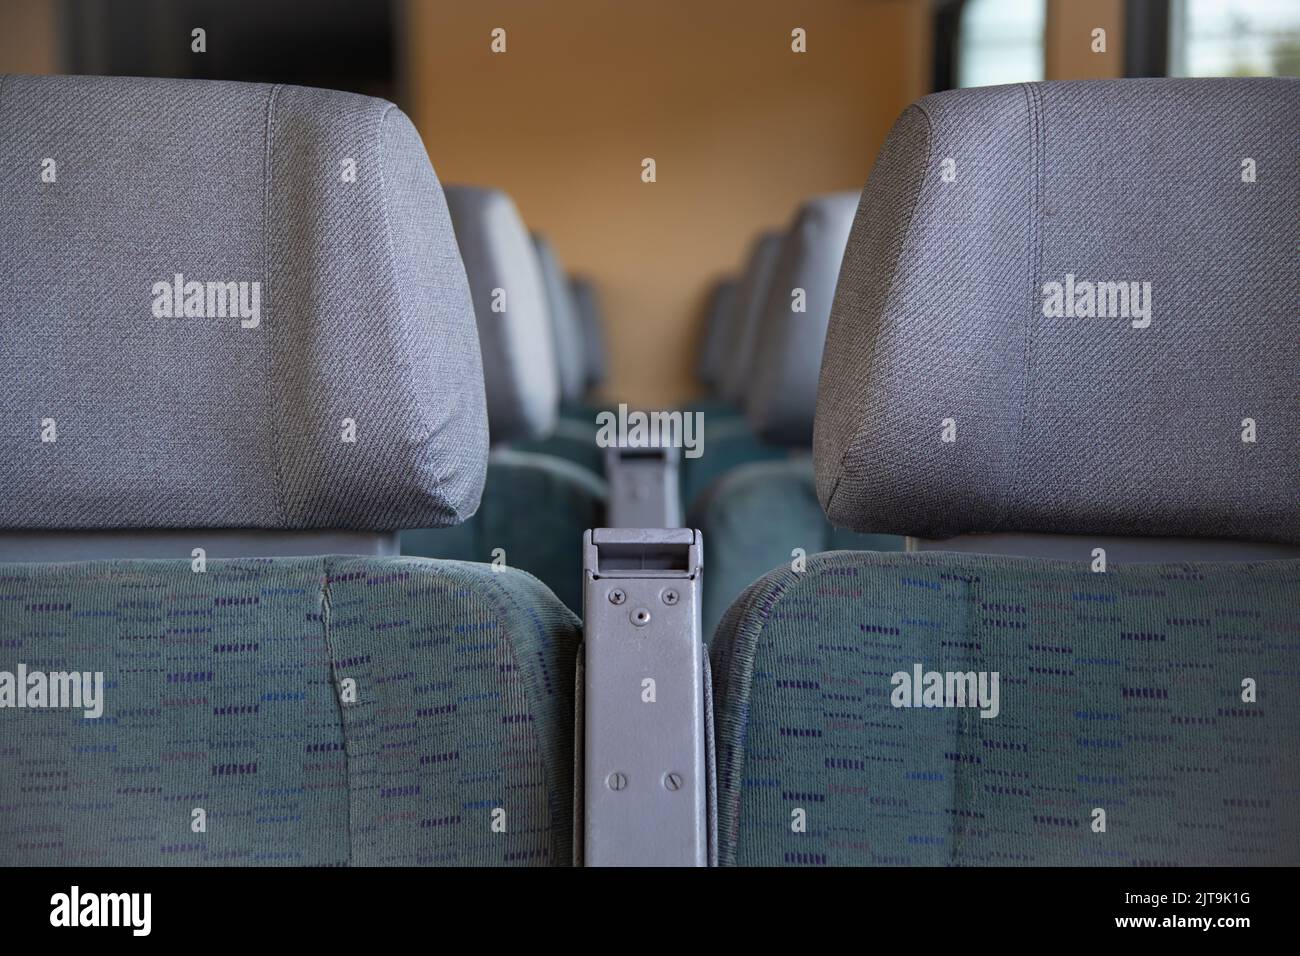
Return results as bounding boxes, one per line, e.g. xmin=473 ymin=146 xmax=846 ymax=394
xmin=682 ymin=232 xmax=789 ymax=508
xmin=570 ymin=275 xmax=609 ymax=395
xmin=694 ymin=190 xmax=903 ymax=638
xmin=695 ymin=277 xmax=738 ymax=394
xmin=745 ymin=190 xmax=858 ymax=446
xmin=717 ymin=231 xmax=783 ymax=406
xmin=533 ymin=232 xmax=587 ymax=412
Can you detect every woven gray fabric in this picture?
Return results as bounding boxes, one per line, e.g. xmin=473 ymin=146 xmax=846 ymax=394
xmin=0 ymin=74 xmax=486 ymax=531
xmin=697 ymin=278 xmax=737 ymax=388
xmin=444 ymin=187 xmax=558 ymax=444
xmin=816 ymin=78 xmax=1300 ymax=543
xmin=719 ymin=232 xmax=784 ymax=403
xmin=746 ymin=191 xmax=859 ymax=446
xmin=533 ymin=234 xmax=586 ymax=406
xmin=569 ymin=276 xmax=608 ymax=390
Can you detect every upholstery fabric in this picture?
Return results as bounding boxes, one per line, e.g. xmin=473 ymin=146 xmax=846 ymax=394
xmin=569 ymin=277 xmax=608 ymax=391
xmin=0 ymin=74 xmax=486 ymax=531
xmin=746 ymin=191 xmax=859 ymax=446
xmin=815 ymin=78 xmax=1300 ymax=543
xmin=712 ymin=550 xmax=1300 ymax=865
xmin=688 ymin=458 xmax=903 ymax=640
xmin=697 ymin=278 xmax=738 ymax=389
xmin=533 ymin=234 xmax=586 ymax=407
xmin=719 ymin=232 xmax=784 ymax=403
xmin=0 ymin=555 xmax=580 ymax=866
xmin=402 ymin=449 xmax=607 ymax=614
xmin=444 ymin=186 xmax=558 ymax=445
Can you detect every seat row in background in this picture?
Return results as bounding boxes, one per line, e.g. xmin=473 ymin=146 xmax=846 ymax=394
xmin=400 ymin=186 xmax=607 ymax=614
xmin=687 ymin=193 xmax=906 ymax=635
xmin=402 ymin=179 xmax=904 ymax=634
xmin=1 ymin=73 xmax=1296 ymax=867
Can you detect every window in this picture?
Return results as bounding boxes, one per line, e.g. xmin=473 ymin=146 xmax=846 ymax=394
xmin=957 ymin=0 xmax=1045 ymax=88
xmin=1170 ymin=0 xmax=1300 ymax=77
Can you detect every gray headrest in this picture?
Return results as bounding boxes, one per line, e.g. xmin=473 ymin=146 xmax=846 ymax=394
xmin=746 ymin=191 xmax=859 ymax=445
xmin=445 ymin=187 xmax=558 ymax=444
xmin=532 ymin=233 xmax=586 ymax=406
xmin=0 ymin=74 xmax=487 ymax=532
xmin=719 ymin=232 xmax=784 ymax=403
xmin=696 ymin=278 xmax=737 ymax=388
xmin=815 ymin=78 xmax=1300 ymax=544
xmin=570 ymin=276 xmax=608 ymax=390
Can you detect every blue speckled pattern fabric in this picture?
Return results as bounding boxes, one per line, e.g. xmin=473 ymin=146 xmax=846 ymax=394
xmin=0 ymin=556 xmax=579 ymax=866
xmin=712 ymin=551 xmax=1300 ymax=866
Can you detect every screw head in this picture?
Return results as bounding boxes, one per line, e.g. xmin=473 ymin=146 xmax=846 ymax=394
xmin=631 ymin=607 xmax=651 ymax=627
xmin=606 ymin=772 xmax=628 ymax=792
xmin=663 ymin=772 xmax=683 ymax=792
xmin=662 ymin=589 xmax=679 ymax=606
xmin=608 ymin=588 xmax=626 ymax=605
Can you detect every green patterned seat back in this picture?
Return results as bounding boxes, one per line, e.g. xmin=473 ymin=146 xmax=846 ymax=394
xmin=712 ymin=551 xmax=1300 ymax=866
xmin=0 ymin=556 xmax=579 ymax=866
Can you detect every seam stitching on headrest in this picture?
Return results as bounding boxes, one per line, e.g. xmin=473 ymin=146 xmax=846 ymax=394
xmin=998 ymin=83 xmax=1045 ymax=533
xmin=261 ymin=83 xmax=291 ymax=526
xmin=1 ymin=74 xmax=9 ymax=378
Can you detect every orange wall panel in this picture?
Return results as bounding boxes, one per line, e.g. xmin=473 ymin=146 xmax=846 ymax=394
xmin=401 ymin=0 xmax=930 ymax=407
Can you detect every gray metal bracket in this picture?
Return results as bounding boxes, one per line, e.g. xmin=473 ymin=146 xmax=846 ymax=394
xmin=581 ymin=527 xmax=707 ymax=866
xmin=604 ymin=445 xmax=682 ymax=528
